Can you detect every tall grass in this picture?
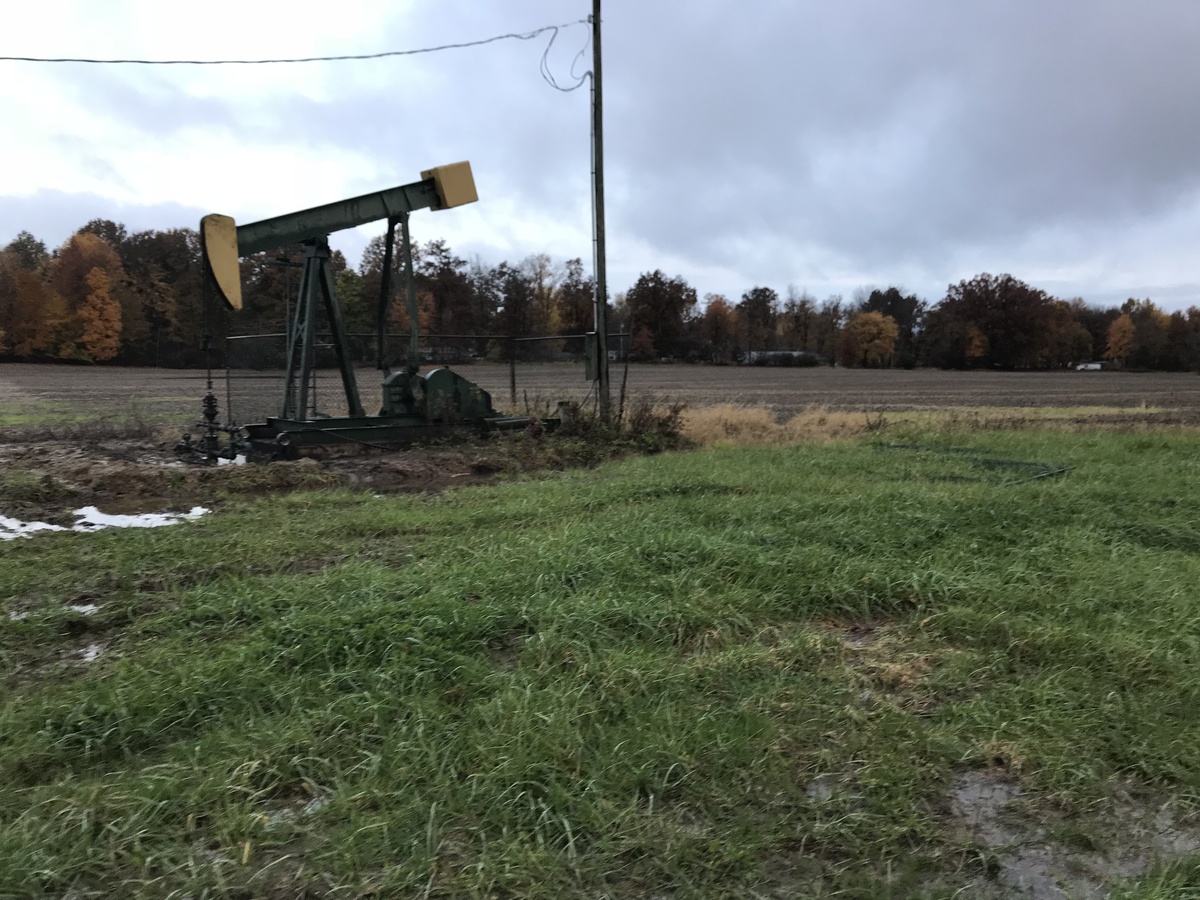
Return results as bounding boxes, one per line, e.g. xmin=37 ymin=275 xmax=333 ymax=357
xmin=682 ymin=403 xmax=875 ymax=445
xmin=2 ymin=428 xmax=1200 ymax=896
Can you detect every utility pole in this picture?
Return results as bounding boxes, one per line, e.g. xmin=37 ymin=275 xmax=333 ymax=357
xmin=591 ymin=0 xmax=612 ymax=420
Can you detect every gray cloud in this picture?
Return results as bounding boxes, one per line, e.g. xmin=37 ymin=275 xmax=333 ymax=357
xmin=0 ymin=190 xmax=207 ymax=251
xmin=607 ymin=1 xmax=1200 ymax=277
xmin=7 ymin=0 xmax=1200 ymax=308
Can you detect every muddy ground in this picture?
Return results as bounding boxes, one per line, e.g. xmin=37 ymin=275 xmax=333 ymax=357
xmin=0 ymin=433 xmax=536 ymax=534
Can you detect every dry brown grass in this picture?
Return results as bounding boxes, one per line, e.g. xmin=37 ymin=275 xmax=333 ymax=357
xmin=681 ymin=404 xmax=875 ymax=446
xmin=680 ymin=402 xmax=1200 ymax=446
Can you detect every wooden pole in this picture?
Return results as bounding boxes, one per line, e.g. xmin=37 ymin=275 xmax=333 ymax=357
xmin=592 ymin=0 xmax=611 ymax=420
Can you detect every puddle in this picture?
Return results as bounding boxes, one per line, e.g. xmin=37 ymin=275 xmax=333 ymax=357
xmin=949 ymin=771 xmax=1200 ymax=899
xmin=80 ymin=643 xmax=104 ymax=662
xmin=805 ymin=774 xmax=836 ymax=802
xmin=262 ymin=792 xmax=332 ymax=832
xmin=952 ymin=772 xmax=1025 ymax=847
xmin=0 ymin=514 xmax=65 ymax=540
xmin=303 ymin=794 xmax=331 ymax=816
xmin=73 ymin=506 xmax=209 ymax=532
xmin=0 ymin=506 xmax=209 ymax=540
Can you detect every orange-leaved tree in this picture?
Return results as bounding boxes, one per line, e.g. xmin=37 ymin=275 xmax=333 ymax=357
xmin=11 ymin=269 xmax=68 ymax=357
xmin=701 ymin=294 xmax=739 ymax=363
xmin=842 ymin=310 xmax=899 ymax=367
xmin=52 ymin=232 xmax=126 ymax=360
xmin=1105 ymin=314 xmax=1136 ymax=368
xmin=79 ymin=267 xmax=123 ymax=361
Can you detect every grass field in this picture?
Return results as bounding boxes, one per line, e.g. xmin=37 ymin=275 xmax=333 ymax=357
xmin=3 ymin=410 xmax=1200 ymax=897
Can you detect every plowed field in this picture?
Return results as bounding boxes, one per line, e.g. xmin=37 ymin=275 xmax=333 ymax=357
xmin=3 ymin=362 xmax=1200 ymax=425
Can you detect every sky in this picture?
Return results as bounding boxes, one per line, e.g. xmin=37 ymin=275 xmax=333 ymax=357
xmin=2 ymin=0 xmax=1198 ymax=311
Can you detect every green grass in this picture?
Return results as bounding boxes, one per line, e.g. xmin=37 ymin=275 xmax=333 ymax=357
xmin=0 ymin=399 xmax=170 ymax=439
xmin=3 ymin=429 xmax=1200 ymax=897
xmin=0 ymin=400 xmax=83 ymax=426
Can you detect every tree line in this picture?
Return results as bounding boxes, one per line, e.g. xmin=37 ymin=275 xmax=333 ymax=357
xmin=2 ymin=220 xmax=1198 ymax=370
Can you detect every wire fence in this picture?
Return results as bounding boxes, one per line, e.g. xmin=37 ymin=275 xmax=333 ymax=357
xmin=223 ymin=332 xmax=629 ymax=424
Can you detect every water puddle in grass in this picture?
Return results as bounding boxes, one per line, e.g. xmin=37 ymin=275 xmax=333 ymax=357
xmin=0 ymin=506 xmax=208 ymax=540
xmin=262 ymin=792 xmax=332 ymax=831
xmin=0 ymin=514 xmax=64 ymax=540
xmin=949 ymin=771 xmax=1200 ymax=899
xmin=79 ymin=643 xmax=104 ymax=662
xmin=805 ymin=774 xmax=836 ymax=802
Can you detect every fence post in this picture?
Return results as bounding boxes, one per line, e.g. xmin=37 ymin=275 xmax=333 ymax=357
xmin=509 ymin=337 xmax=517 ymax=407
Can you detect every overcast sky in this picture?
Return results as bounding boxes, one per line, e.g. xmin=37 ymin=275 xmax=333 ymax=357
xmin=2 ymin=0 xmax=1198 ymax=311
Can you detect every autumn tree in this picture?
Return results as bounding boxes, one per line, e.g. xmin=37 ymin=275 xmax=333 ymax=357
xmin=779 ymin=287 xmax=816 ymax=352
xmin=359 ymin=231 xmax=400 ymax=326
xmin=812 ymin=295 xmax=845 ymax=365
xmin=0 ymin=251 xmax=17 ymax=352
xmin=630 ymin=325 xmax=656 ymax=361
xmin=1039 ymin=299 xmax=1093 ymax=367
xmin=78 ymin=268 xmax=122 ymax=361
xmin=1163 ymin=311 xmax=1193 ymax=371
xmin=1121 ymin=298 xmax=1171 ymax=369
xmin=4 ymin=232 xmax=49 ymax=272
xmin=80 ymin=218 xmax=128 ymax=250
xmin=523 ymin=254 xmax=561 ymax=338
xmin=465 ymin=258 xmax=503 ymax=356
xmin=965 ymin=326 xmax=990 ymax=364
xmin=921 ymin=273 xmax=1058 ymax=369
xmin=624 ymin=270 xmax=698 ymax=359
xmin=8 ymin=270 xmax=68 ymax=357
xmin=239 ymin=248 xmax=303 ymax=333
xmin=701 ymin=294 xmax=739 ymax=363
xmin=418 ymin=241 xmax=470 ymax=333
xmin=860 ymin=287 xmax=925 ymax=367
xmin=51 ymin=232 xmax=126 ymax=359
xmin=53 ymin=233 xmax=123 ymax=308
xmin=1105 ymin=314 xmax=1136 ymax=368
xmin=119 ymin=227 xmax=201 ymax=361
xmin=494 ymin=262 xmax=536 ymax=357
xmin=555 ymin=258 xmax=595 ymax=353
xmin=1069 ymin=299 xmax=1119 ymax=363
xmin=841 ymin=311 xmax=900 ymax=367
xmin=1185 ymin=308 xmax=1200 ymax=372
xmin=737 ymin=286 xmax=779 ymax=356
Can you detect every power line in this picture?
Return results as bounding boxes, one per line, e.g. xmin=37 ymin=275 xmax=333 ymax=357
xmin=0 ymin=20 xmax=588 ymax=66
xmin=540 ymin=20 xmax=591 ymax=92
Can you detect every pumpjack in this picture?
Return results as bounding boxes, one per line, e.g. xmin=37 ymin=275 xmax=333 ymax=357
xmin=179 ymin=162 xmax=534 ymax=461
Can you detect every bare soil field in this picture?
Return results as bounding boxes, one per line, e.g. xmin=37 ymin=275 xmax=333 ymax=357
xmin=3 ymin=362 xmax=1200 ymax=425
xmin=2 ymin=362 xmax=1198 ymax=534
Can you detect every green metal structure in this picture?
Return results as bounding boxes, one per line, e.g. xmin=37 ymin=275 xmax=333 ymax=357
xmin=182 ymin=163 xmax=536 ymax=460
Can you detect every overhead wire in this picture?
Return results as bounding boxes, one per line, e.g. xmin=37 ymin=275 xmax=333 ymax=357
xmin=0 ymin=20 xmax=589 ymax=66
xmin=539 ymin=22 xmax=592 ymax=92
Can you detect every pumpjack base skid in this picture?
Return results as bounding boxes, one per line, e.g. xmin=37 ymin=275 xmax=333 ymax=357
xmin=244 ymin=414 xmax=552 ymax=459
